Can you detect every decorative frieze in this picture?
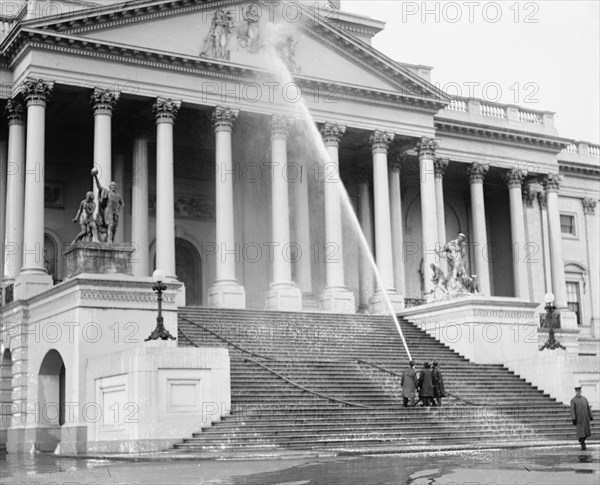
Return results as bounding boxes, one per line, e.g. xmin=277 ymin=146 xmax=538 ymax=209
xmin=153 ymin=97 xmax=181 ymax=123
xmin=434 ymin=158 xmax=449 ymax=179
xmin=19 ymin=78 xmax=54 ymax=106
xmin=505 ymin=168 xmax=528 ymax=188
xmin=91 ymin=87 xmax=119 ymax=115
xmin=4 ymin=99 xmax=24 ymax=123
xmin=149 ymin=194 xmax=215 ymax=221
xmin=540 ymin=172 xmax=561 ymax=193
xmin=582 ymin=197 xmax=597 ymax=215
xmin=320 ymin=122 xmax=346 ymax=146
xmin=415 ymin=137 xmax=438 ymax=159
xmin=211 ymin=106 xmax=239 ymax=131
xmin=468 ymin=162 xmax=489 ymax=184
xmin=270 ymin=114 xmax=294 ymax=138
xmin=370 ymin=130 xmax=394 ymax=153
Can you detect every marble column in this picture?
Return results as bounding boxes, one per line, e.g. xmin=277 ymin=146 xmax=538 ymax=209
xmin=416 ymin=137 xmax=439 ymax=295
xmin=468 ymin=162 xmax=491 ymax=295
xmin=582 ymin=198 xmax=600 ymax=336
xmin=91 ymin=88 xmax=119 ymax=200
xmin=2 ymin=100 xmax=25 ymax=290
xmin=522 ymin=184 xmax=547 ymax=304
xmin=289 ymin=138 xmax=313 ymax=298
xmin=131 ymin=132 xmax=149 ymax=276
xmin=369 ymin=130 xmax=404 ymax=313
xmin=152 ymin=98 xmax=180 ymax=281
xmin=389 ymin=156 xmax=406 ymax=296
xmin=14 ymin=79 xmax=54 ymax=299
xmin=208 ymin=106 xmax=245 ymax=309
xmin=319 ymin=122 xmax=355 ymax=313
xmin=538 ymin=191 xmax=553 ymax=294
xmin=541 ymin=173 xmax=568 ymax=309
xmin=357 ymin=166 xmax=374 ymax=313
xmin=505 ymin=168 xmax=529 ymax=299
xmin=266 ymin=115 xmax=302 ymax=311
xmin=112 ymin=153 xmax=126 ymax=243
xmin=0 ymin=124 xmax=7 ymax=295
xmin=434 ymin=158 xmax=449 ymax=244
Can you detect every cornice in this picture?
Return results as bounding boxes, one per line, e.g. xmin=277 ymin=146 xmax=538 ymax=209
xmin=4 ymin=29 xmax=444 ymax=113
xmin=434 ymin=119 xmax=570 ymax=153
xmin=559 ymin=161 xmax=600 ymax=179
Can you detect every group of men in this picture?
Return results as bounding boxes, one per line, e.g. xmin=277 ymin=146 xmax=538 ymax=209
xmin=400 ymin=360 xmax=446 ymax=407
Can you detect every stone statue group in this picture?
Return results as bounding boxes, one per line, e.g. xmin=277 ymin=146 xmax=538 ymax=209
xmin=72 ymin=168 xmax=123 ymax=244
xmin=430 ymin=233 xmax=479 ymax=298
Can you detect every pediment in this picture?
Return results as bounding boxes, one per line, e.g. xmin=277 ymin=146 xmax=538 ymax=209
xmin=20 ymin=0 xmax=443 ymax=102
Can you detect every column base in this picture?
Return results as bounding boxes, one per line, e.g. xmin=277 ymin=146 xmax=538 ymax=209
xmin=57 ymin=425 xmax=88 ymax=455
xmin=320 ymin=286 xmax=356 ymax=314
xmin=208 ymin=280 xmax=246 ymax=309
xmin=13 ymin=271 xmax=53 ymax=300
xmin=369 ymin=289 xmax=405 ymax=315
xmin=266 ymin=283 xmax=303 ymax=311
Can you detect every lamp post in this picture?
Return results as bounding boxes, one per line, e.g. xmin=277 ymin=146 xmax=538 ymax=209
xmin=145 ymin=269 xmax=176 ymax=341
xmin=539 ymin=292 xmax=565 ymax=351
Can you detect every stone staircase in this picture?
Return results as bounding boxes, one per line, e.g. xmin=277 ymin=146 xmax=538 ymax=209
xmin=175 ymin=307 xmax=598 ymax=452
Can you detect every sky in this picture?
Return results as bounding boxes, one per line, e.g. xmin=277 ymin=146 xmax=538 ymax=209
xmin=341 ymin=0 xmax=600 ymax=144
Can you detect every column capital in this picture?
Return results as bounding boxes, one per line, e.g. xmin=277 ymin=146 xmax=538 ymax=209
xmin=523 ymin=184 xmax=542 ymax=207
xmin=434 ymin=158 xmax=449 ymax=178
xmin=211 ymin=106 xmax=239 ymax=131
xmin=468 ymin=162 xmax=489 ymax=184
xmin=415 ymin=136 xmax=438 ymax=159
xmin=153 ymin=97 xmax=181 ymax=124
xmin=5 ymin=99 xmax=25 ymax=124
xmin=91 ymin=87 xmax=119 ymax=115
xmin=320 ymin=122 xmax=346 ymax=146
xmin=270 ymin=114 xmax=294 ymax=139
xmin=19 ymin=78 xmax=54 ymax=106
xmin=582 ymin=197 xmax=597 ymax=215
xmin=370 ymin=130 xmax=394 ymax=154
xmin=505 ymin=167 xmax=528 ymax=188
xmin=540 ymin=172 xmax=561 ymax=193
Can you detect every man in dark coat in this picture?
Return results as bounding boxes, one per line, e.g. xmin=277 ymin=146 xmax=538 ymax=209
xmin=418 ymin=362 xmax=434 ymax=406
xmin=570 ymin=386 xmax=593 ymax=450
xmin=432 ymin=361 xmax=446 ymax=407
xmin=400 ymin=361 xmax=417 ymax=407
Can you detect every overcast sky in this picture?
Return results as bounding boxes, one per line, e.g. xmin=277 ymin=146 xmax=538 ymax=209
xmin=341 ymin=0 xmax=600 ymax=144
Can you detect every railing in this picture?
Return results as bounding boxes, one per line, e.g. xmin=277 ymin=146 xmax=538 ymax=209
xmin=480 ymin=102 xmax=506 ymax=119
xmin=446 ymin=99 xmax=467 ymax=112
xmin=518 ymin=109 xmax=543 ymax=124
xmin=560 ymin=141 xmax=600 ymax=158
xmin=0 ymin=3 xmax=27 ymax=41
xmin=404 ymin=298 xmax=426 ymax=308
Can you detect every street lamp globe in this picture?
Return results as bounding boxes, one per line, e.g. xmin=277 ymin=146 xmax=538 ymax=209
xmin=544 ymin=292 xmax=555 ymax=305
xmin=153 ymin=268 xmax=166 ymax=283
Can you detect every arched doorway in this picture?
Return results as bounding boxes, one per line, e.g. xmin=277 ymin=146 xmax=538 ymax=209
xmin=0 ymin=348 xmax=13 ymax=448
xmin=38 ymin=350 xmax=65 ymax=451
xmin=176 ymin=238 xmax=202 ymax=306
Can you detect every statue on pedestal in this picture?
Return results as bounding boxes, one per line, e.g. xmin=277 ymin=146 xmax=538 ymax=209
xmin=430 ymin=233 xmax=479 ymax=298
xmin=92 ymin=168 xmax=124 ymax=243
xmin=71 ymin=191 xmax=98 ymax=243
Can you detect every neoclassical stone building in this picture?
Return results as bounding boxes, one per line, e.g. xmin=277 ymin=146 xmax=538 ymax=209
xmin=0 ymin=0 xmax=598 ymax=453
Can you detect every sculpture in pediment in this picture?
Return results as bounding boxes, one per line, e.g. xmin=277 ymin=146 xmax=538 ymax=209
xmin=200 ymin=9 xmax=235 ymax=60
xmin=276 ymin=35 xmax=300 ymax=73
xmin=237 ymin=3 xmax=262 ymax=53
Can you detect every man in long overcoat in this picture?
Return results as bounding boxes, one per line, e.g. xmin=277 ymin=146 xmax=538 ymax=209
xmin=400 ymin=361 xmax=417 ymax=407
xmin=432 ymin=361 xmax=446 ymax=407
xmin=570 ymin=386 xmax=593 ymax=450
xmin=418 ymin=362 xmax=434 ymax=406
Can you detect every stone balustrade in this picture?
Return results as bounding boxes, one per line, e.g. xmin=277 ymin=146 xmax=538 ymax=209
xmin=559 ymin=141 xmax=600 ymax=163
xmin=440 ymin=96 xmax=556 ymax=135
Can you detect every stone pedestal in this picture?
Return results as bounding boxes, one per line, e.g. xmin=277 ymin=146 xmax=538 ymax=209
xmin=369 ymin=290 xmax=405 ymax=314
xmin=320 ymin=287 xmax=356 ymax=314
xmin=64 ymin=242 xmax=135 ymax=279
xmin=13 ymin=273 xmax=53 ymax=301
xmin=266 ymin=283 xmax=303 ymax=311
xmin=208 ymin=280 xmax=246 ymax=309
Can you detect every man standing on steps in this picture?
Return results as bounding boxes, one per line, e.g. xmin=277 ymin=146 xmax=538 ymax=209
xmin=432 ymin=361 xmax=446 ymax=407
xmin=401 ymin=361 xmax=418 ymax=407
xmin=570 ymin=386 xmax=593 ymax=450
xmin=418 ymin=362 xmax=435 ymax=407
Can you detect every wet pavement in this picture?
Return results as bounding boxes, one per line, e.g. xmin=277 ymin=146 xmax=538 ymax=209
xmin=1 ymin=445 xmax=598 ymax=485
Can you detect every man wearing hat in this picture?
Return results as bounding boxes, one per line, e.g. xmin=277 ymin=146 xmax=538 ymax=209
xmin=401 ymin=360 xmax=417 ymax=407
xmin=570 ymin=386 xmax=593 ymax=450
